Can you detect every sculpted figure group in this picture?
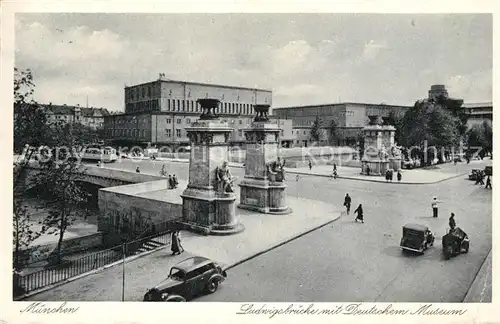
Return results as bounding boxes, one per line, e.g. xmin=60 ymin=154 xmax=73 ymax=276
xmin=267 ymin=157 xmax=286 ymax=182
xmin=215 ymin=161 xmax=236 ymax=193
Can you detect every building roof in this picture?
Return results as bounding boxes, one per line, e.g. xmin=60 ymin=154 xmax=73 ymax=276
xmin=274 ymin=102 xmax=412 ymax=110
xmin=39 ymin=104 xmax=110 ymax=116
xmin=463 ymin=102 xmax=493 ymax=109
xmin=125 ymin=78 xmax=272 ymax=93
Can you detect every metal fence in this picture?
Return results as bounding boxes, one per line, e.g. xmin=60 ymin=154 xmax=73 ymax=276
xmin=15 ymin=229 xmax=172 ymax=297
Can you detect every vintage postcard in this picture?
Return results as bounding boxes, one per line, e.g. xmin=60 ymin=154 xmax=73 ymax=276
xmin=1 ymin=1 xmax=497 ymax=324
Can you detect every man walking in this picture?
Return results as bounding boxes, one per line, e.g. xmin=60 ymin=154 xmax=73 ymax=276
xmin=449 ymin=213 xmax=456 ymax=231
xmin=485 ymin=176 xmax=492 ymax=189
xmin=397 ymin=170 xmax=402 ymax=182
xmin=308 ymin=160 xmax=312 ymax=170
xmin=343 ymin=193 xmax=352 ymax=215
xmin=431 ymin=196 xmax=440 ymax=218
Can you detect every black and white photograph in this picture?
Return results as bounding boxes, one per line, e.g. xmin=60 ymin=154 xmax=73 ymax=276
xmin=2 ymin=2 xmax=497 ymax=322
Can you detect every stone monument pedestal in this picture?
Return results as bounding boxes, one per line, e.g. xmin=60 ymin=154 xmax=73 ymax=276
xmin=238 ymin=105 xmax=291 ymax=214
xmin=360 ymin=116 xmax=402 ymax=176
xmin=180 ymin=99 xmax=244 ymax=235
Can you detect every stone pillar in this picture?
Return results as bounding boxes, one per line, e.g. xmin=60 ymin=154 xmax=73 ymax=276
xmin=238 ymin=104 xmax=291 ymax=214
xmin=180 ymin=98 xmax=244 ymax=235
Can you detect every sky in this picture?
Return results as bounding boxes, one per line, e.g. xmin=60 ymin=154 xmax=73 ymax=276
xmin=15 ymin=13 xmax=492 ymax=112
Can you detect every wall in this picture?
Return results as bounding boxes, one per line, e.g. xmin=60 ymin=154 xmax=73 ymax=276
xmin=15 ymin=232 xmax=103 ymax=266
xmin=98 ymin=180 xmax=183 ymax=244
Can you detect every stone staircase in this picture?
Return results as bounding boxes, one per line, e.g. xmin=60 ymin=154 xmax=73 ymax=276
xmin=133 ymin=236 xmax=169 ymax=255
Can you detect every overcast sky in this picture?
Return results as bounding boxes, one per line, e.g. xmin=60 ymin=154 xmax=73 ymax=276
xmin=15 ymin=13 xmax=492 ymax=111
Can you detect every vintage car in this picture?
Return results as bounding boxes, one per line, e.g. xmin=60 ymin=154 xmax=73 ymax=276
xmin=468 ymin=169 xmax=481 ymax=181
xmin=442 ymin=227 xmax=470 ymax=260
xmin=400 ymin=223 xmax=435 ymax=254
xmin=143 ymin=256 xmax=227 ymax=302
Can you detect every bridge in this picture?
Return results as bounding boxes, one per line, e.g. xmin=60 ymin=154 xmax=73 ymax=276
xmin=21 ymin=163 xmax=165 ymax=189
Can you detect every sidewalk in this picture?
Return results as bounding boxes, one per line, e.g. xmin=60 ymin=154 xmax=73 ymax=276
xmin=25 ymin=195 xmax=341 ymax=301
xmin=120 ymin=157 xmax=489 ymax=184
xmin=286 ymin=159 xmax=490 ymax=184
xmin=463 ymin=249 xmax=492 ymax=302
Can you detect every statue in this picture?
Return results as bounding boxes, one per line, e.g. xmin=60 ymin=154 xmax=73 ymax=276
xmin=390 ymin=145 xmax=402 ymax=159
xmin=215 ymin=161 xmax=235 ymax=193
xmin=267 ymin=157 xmax=286 ymax=182
xmin=378 ymin=146 xmax=389 ymax=160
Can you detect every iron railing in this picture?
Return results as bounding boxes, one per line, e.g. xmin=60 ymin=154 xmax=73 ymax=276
xmin=15 ymin=228 xmax=173 ymax=298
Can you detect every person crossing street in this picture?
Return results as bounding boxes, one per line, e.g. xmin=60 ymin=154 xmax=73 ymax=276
xmin=431 ymin=196 xmax=441 ymax=218
xmin=343 ymin=193 xmax=352 ymax=215
xmin=354 ymin=204 xmax=364 ymax=223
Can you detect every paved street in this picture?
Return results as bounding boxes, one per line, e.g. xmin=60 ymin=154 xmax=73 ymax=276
xmin=86 ymin=158 xmax=492 ymax=302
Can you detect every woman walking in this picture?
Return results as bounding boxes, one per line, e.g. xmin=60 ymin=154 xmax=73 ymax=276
xmin=171 ymin=230 xmax=183 ymax=255
xmin=354 ymin=204 xmax=364 ymax=223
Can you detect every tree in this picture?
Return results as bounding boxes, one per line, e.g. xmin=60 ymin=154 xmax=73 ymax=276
xmin=32 ymin=119 xmax=91 ymax=265
xmin=328 ymin=119 xmax=339 ymax=146
xmin=385 ymin=110 xmax=403 ymax=145
xmin=399 ymin=100 xmax=460 ymax=165
xmin=310 ymin=116 xmax=323 ymax=143
xmin=13 ymin=68 xmax=50 ymax=154
xmin=13 ymin=68 xmax=48 ymax=271
xmin=467 ymin=120 xmax=493 ymax=157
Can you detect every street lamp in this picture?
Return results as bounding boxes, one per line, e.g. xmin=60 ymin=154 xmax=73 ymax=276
xmin=295 ymin=174 xmax=299 ymax=199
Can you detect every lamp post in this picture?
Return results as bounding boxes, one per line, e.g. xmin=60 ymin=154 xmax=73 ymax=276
xmin=121 ymin=243 xmax=126 ymax=302
xmin=295 ymin=174 xmax=299 ymax=199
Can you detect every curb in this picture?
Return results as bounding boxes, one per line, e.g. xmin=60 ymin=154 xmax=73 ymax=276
xmin=463 ymin=248 xmax=492 ymax=302
xmin=223 ymin=212 xmax=342 ymax=271
xmin=15 ymin=243 xmax=170 ymax=301
xmin=288 ymin=170 xmax=469 ymax=185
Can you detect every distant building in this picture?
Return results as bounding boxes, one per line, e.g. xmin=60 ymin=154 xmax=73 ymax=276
xmin=105 ymin=76 xmax=294 ymax=147
xmin=124 ymin=75 xmax=272 ymax=115
xmin=463 ymin=102 xmax=493 ymax=129
xmin=428 ymin=84 xmax=449 ymax=101
xmin=274 ymin=102 xmax=411 ymax=147
xmin=15 ymin=103 xmax=110 ymax=129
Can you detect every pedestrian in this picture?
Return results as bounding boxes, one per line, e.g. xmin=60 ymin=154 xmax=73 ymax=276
xmin=332 ymin=169 xmax=338 ymax=179
xmin=159 ymin=165 xmax=167 ymax=177
xmin=485 ymin=176 xmax=492 ymax=189
xmin=168 ymin=174 xmax=174 ymax=189
xmin=397 ymin=170 xmax=402 ymax=182
xmin=171 ymin=231 xmax=181 ymax=255
xmin=385 ymin=170 xmax=390 ymax=182
xmin=308 ymin=160 xmax=312 ymax=170
xmin=366 ymin=165 xmax=371 ymax=176
xmin=449 ymin=213 xmax=456 ymax=232
xmin=172 ymin=174 xmax=179 ymax=188
xmin=333 ymin=163 xmax=337 ymax=171
xmin=354 ymin=204 xmax=364 ymax=223
xmin=480 ymin=171 xmax=485 ymax=185
xmin=136 ymin=166 xmax=140 ymax=173
xmin=343 ymin=193 xmax=351 ymax=215
xmin=177 ymin=230 xmax=184 ymax=253
xmin=389 ymin=170 xmax=394 ymax=182
xmin=431 ymin=196 xmax=440 ymax=218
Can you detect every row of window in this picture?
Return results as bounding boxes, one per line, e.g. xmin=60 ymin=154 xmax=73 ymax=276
xmin=127 ymin=85 xmax=159 ymax=101
xmin=111 ymin=129 xmax=148 ymax=138
xmin=127 ymin=100 xmax=161 ymax=113
xmin=166 ymin=99 xmax=255 ymax=115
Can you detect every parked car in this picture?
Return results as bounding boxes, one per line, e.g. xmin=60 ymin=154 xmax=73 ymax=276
xmin=400 ymin=223 xmax=435 ymax=254
xmin=143 ymin=256 xmax=227 ymax=302
xmin=442 ymin=227 xmax=470 ymax=260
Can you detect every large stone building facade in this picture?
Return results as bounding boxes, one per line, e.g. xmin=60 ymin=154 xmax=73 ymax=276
xmin=124 ymin=75 xmax=272 ymax=115
xmin=105 ymin=77 xmax=294 ymax=147
xmin=463 ymin=102 xmax=493 ymax=129
xmin=274 ymin=102 xmax=410 ymax=147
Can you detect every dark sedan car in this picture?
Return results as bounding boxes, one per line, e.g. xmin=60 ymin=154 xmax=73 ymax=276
xmin=143 ymin=256 xmax=227 ymax=302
